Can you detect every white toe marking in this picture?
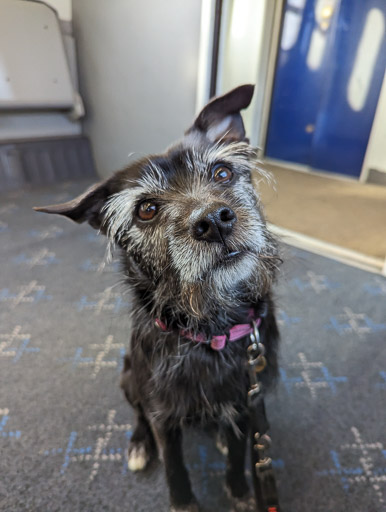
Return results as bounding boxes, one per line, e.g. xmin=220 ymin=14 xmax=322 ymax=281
xmin=216 ymin=436 xmax=228 ymax=456
xmin=127 ymin=444 xmax=148 ymax=472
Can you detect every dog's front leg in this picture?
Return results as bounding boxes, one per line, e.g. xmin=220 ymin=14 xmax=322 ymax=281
xmin=155 ymin=424 xmax=198 ymax=512
xmin=225 ymin=416 xmax=250 ymax=500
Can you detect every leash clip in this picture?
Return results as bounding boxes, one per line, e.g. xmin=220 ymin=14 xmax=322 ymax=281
xmin=247 ymin=320 xmax=267 ymax=375
xmin=249 ymin=319 xmax=261 ymax=345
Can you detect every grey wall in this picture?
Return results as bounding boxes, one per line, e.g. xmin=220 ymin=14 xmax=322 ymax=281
xmin=72 ymin=0 xmax=202 ymax=178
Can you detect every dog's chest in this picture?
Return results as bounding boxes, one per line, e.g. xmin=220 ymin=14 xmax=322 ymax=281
xmin=148 ymin=342 xmax=250 ymax=426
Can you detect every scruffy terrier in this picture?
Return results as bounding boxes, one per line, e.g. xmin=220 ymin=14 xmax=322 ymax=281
xmin=36 ymin=85 xmax=281 ymax=512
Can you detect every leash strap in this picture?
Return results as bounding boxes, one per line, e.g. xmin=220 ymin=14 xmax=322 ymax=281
xmin=247 ymin=320 xmax=281 ymax=512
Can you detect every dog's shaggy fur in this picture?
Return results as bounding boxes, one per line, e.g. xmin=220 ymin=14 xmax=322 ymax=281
xmin=36 ymin=85 xmax=281 ymax=511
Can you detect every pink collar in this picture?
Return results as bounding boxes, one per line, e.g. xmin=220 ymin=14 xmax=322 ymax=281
xmin=154 ymin=310 xmax=261 ymax=351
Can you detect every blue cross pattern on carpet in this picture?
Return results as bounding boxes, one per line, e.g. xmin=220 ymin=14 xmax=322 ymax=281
xmin=291 ymin=270 xmax=339 ymax=294
xmin=277 ymin=309 xmax=301 ymax=327
xmin=85 ymin=231 xmax=107 ymax=245
xmin=316 ymin=426 xmax=386 ymax=506
xmin=0 ymin=221 xmax=8 ymax=233
xmin=79 ymin=259 xmax=120 ymax=273
xmin=76 ymin=286 xmax=129 ymax=315
xmin=0 ymin=408 xmax=21 ymax=439
xmin=364 ymin=279 xmax=386 ymax=296
xmin=0 ymin=326 xmax=40 ymax=363
xmin=42 ymin=410 xmax=132 ymax=482
xmin=28 ymin=225 xmax=64 ymax=240
xmin=279 ymin=352 xmax=347 ymax=398
xmin=13 ymin=248 xmax=59 ymax=267
xmin=60 ymin=335 xmax=125 ymax=379
xmin=0 ymin=281 xmax=52 ymax=308
xmin=325 ymin=307 xmax=386 ymax=335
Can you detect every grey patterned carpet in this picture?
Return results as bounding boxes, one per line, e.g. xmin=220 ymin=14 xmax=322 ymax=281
xmin=0 ymin=180 xmax=385 ymax=512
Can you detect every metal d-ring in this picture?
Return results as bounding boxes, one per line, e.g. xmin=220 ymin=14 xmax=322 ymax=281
xmin=255 ymin=456 xmax=272 ymax=469
xmin=247 ymin=341 xmax=265 ymax=362
xmin=254 ymin=432 xmax=272 ymax=450
xmin=254 ymin=432 xmax=273 ymax=470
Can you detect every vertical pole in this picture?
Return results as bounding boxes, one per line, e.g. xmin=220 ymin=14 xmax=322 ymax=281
xmin=209 ymin=0 xmax=223 ymax=98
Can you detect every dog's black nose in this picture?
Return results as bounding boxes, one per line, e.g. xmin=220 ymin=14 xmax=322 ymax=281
xmin=192 ymin=204 xmax=236 ymax=243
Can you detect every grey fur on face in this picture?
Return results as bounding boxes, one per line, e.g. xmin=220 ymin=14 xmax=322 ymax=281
xmin=100 ymin=140 xmax=278 ymax=328
xmin=35 ymin=87 xmax=279 ymax=331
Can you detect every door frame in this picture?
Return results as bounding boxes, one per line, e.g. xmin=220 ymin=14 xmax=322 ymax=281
xmin=195 ymin=0 xmax=284 ymax=152
xmin=197 ymin=0 xmax=384 ymax=184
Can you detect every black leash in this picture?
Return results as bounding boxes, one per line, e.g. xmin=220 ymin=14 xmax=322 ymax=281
xmin=247 ymin=319 xmax=281 ymax=512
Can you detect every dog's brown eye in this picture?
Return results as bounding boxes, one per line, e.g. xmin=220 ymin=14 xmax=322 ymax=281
xmin=212 ymin=165 xmax=233 ymax=184
xmin=137 ymin=200 xmax=158 ymax=221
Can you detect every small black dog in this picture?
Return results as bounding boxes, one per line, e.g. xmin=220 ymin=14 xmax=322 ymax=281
xmin=36 ymin=85 xmax=281 ymax=511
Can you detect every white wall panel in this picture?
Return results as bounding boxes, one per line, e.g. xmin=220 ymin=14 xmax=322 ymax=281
xmin=72 ymin=0 xmax=202 ymax=177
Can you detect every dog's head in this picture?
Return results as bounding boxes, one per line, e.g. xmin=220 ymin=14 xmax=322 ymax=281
xmin=35 ymin=85 xmax=279 ymax=329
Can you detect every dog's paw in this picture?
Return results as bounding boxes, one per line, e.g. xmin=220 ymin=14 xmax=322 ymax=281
xmin=215 ymin=432 xmax=228 ymax=456
xmin=226 ymin=485 xmax=255 ymax=512
xmin=170 ymin=503 xmax=200 ymax=512
xmin=127 ymin=443 xmax=150 ymax=472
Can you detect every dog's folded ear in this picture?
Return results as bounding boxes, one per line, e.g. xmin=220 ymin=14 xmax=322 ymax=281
xmin=186 ymin=84 xmax=254 ymax=143
xmin=34 ymin=180 xmax=111 ymax=230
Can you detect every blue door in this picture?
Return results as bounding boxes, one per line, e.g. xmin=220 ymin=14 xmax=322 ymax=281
xmin=265 ymin=0 xmax=386 ymax=177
